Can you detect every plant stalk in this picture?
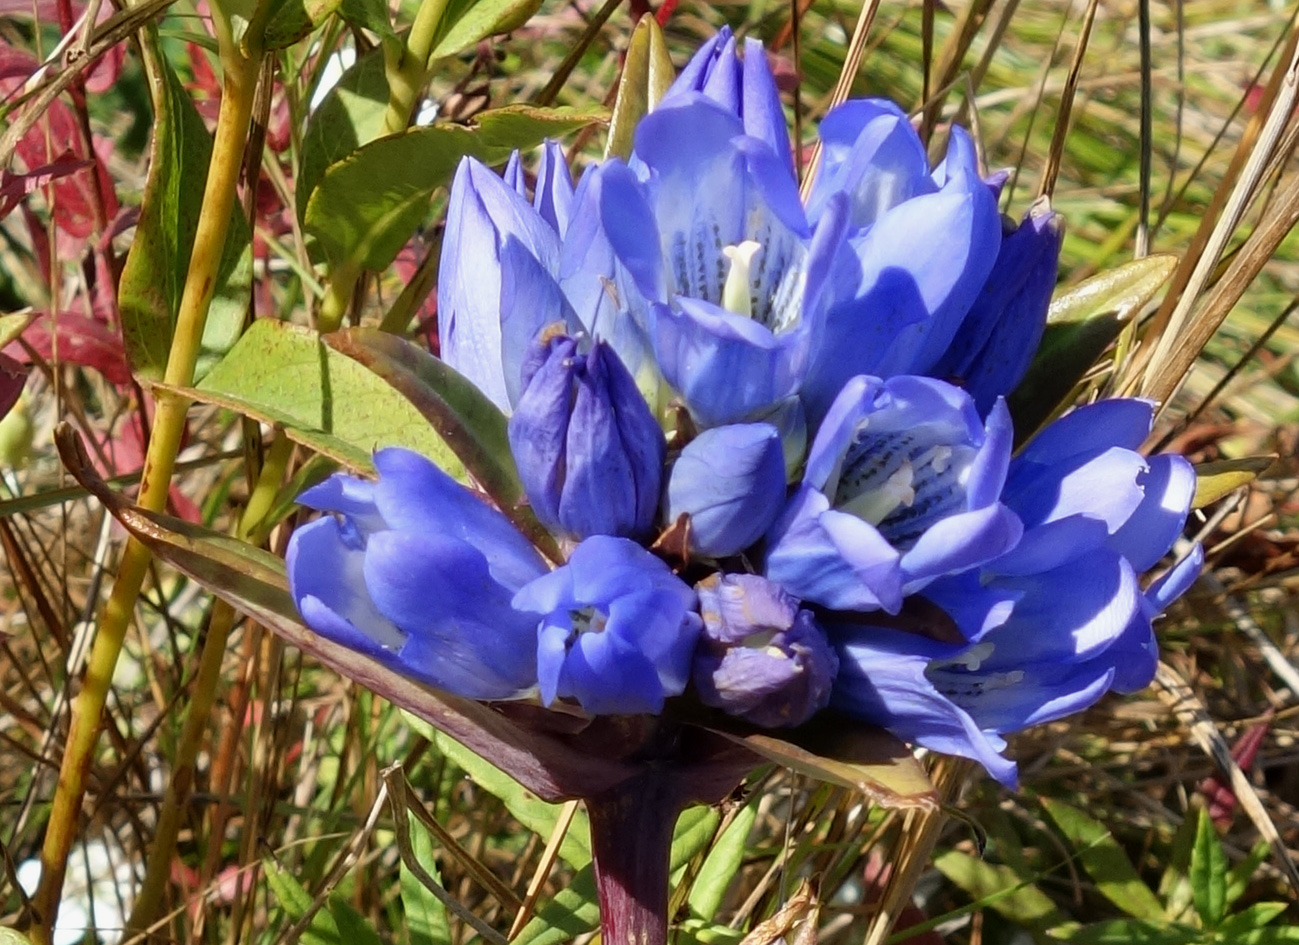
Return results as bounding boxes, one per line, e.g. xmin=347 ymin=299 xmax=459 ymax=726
xmin=586 ymin=772 xmax=681 ymax=945
xmin=30 ymin=40 xmax=265 ymax=945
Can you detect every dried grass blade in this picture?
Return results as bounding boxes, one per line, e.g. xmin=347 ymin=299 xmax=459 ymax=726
xmin=1036 ymin=0 xmax=1100 ymax=200
xmin=508 ymin=799 xmax=580 ymax=938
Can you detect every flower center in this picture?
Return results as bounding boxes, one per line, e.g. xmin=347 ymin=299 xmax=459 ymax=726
xmin=834 ymin=428 xmax=971 ymax=548
xmin=568 ymin=607 xmax=609 ymax=637
xmin=721 ymin=240 xmax=763 ymax=317
xmin=925 ymin=643 xmax=1024 ymax=704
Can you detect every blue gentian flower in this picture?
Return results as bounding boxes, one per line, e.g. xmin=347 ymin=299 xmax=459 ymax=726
xmin=765 ymin=374 xmax=1021 ymax=613
xmin=831 ymin=398 xmax=1202 ymax=783
xmin=664 ymin=422 xmax=787 ymax=558
xmin=508 ymin=331 xmax=666 ymax=541
xmin=799 ymin=108 xmax=1003 ymax=423
xmin=438 ymin=154 xmax=576 ymax=413
xmin=513 ymin=536 xmax=701 ymax=715
xmin=692 ymin=573 xmax=837 ymax=728
xmin=663 ymin=25 xmax=793 ymax=172
xmin=930 ymin=199 xmax=1063 ymax=415
xmin=287 ymin=449 xmax=547 ymax=700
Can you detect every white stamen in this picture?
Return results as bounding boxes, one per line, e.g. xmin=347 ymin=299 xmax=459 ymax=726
xmin=721 ymin=240 xmax=763 ymax=317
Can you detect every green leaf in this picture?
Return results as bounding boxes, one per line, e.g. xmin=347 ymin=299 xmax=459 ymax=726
xmin=1218 ymin=928 xmax=1299 ymax=944
xmin=1061 ymin=919 xmax=1203 ymax=945
xmin=118 ymin=32 xmax=252 ymax=383
xmin=263 ymin=858 xmax=342 ymax=945
xmin=325 ymin=328 xmax=558 ymax=559
xmin=172 ymin=319 xmax=462 ymax=476
xmin=1215 ymin=903 xmax=1289 ymax=941
xmin=1009 ymin=253 xmax=1176 ymax=441
xmin=1040 ymin=797 xmax=1164 ymax=921
xmin=933 ymin=849 xmax=1068 ymax=932
xmin=339 ymin=0 xmax=396 ymax=36
xmin=327 ymin=893 xmax=385 ymax=945
xmin=687 ymin=795 xmax=758 ymax=920
xmin=304 ymin=105 xmax=605 ymax=272
xmin=1191 ymin=808 xmax=1228 ymax=931
xmin=707 ymin=712 xmax=938 ymax=811
xmin=401 ymin=817 xmax=453 ymax=945
xmin=414 ymin=722 xmax=592 ymax=869
xmin=605 ymin=15 xmax=675 ymax=160
xmin=297 ymin=46 xmax=390 ymax=225
xmin=1225 ymin=841 xmax=1271 ymax=909
xmin=1192 ymin=456 xmax=1275 ymax=509
xmin=262 ymin=0 xmax=344 ymax=49
xmin=429 ymin=0 xmax=543 ymax=59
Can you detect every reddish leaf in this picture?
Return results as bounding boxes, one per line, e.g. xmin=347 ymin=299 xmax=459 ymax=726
xmin=0 ymin=352 xmax=28 ymax=421
xmin=6 ymin=312 xmax=131 ymax=385
xmin=0 ymin=150 xmax=93 ymax=219
xmin=1197 ymin=709 xmax=1274 ymax=830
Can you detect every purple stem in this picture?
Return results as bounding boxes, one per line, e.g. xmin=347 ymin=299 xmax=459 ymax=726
xmin=586 ymin=771 xmax=682 ymax=945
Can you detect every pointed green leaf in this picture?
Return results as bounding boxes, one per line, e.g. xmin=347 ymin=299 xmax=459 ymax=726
xmin=304 ymin=105 xmax=605 ymax=272
xmin=1060 ymin=919 xmax=1201 ymax=945
xmin=1010 ymin=254 xmax=1176 ymax=441
xmin=605 ymin=16 xmax=675 ymax=160
xmin=1225 ymin=841 xmax=1271 ymax=909
xmin=339 ymin=0 xmax=396 ymax=36
xmin=327 ymin=894 xmax=384 ymax=945
xmin=118 ymin=33 xmax=251 ymax=383
xmin=1215 ymin=903 xmax=1289 ymax=941
xmin=297 ymin=46 xmax=390 ymax=225
xmin=401 ymin=816 xmax=453 ymax=945
xmin=325 ymin=327 xmax=558 ymax=559
xmin=262 ymin=0 xmax=344 ymax=49
xmin=429 ymin=0 xmax=544 ymax=59
xmin=263 ymin=859 xmax=341 ymax=945
xmin=1191 ymin=808 xmax=1228 ymax=930
xmin=168 ymin=319 xmax=461 ymax=476
xmin=1192 ymin=456 xmax=1275 ymax=509
xmin=707 ymin=713 xmax=937 ymax=811
xmin=1041 ymin=797 xmax=1164 ymax=921
xmin=687 ymin=794 xmax=758 ymax=920
xmin=933 ymin=849 xmax=1068 ymax=932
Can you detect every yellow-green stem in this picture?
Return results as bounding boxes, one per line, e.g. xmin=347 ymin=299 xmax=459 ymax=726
xmin=31 ymin=44 xmax=264 ymax=945
xmin=125 ymin=436 xmax=294 ymax=934
xmin=320 ymin=0 xmax=450 ymax=332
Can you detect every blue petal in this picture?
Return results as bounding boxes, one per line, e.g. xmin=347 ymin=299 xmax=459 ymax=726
xmin=933 ymin=200 xmax=1062 ymax=414
xmin=1016 ymin=399 xmax=1153 ymax=463
xmin=899 ymin=502 xmax=1022 ymax=592
xmin=764 ymin=485 xmax=903 ymax=612
xmin=288 ymin=516 xmax=405 ymax=656
xmin=666 ymin=423 xmax=788 ymax=557
xmin=833 ymin=625 xmax=1019 ymax=786
xmin=371 ymin=449 xmax=548 ymax=592
xmin=534 ymin=139 xmax=575 ymax=235
xmin=952 ymin=659 xmax=1117 ymax=733
xmin=805 ymin=99 xmax=934 ymax=228
xmin=740 ymin=37 xmax=793 ymax=172
xmin=804 ymin=179 xmax=1001 ymax=421
xmin=507 ymin=336 xmax=576 ymax=531
xmin=438 ymin=158 xmax=564 ymax=411
xmin=363 ymin=530 xmax=538 ymax=698
xmin=649 ymin=297 xmax=808 ymax=427
xmin=1148 ymin=543 xmax=1203 ymax=612
xmin=1004 ymin=447 xmax=1149 ymax=536
xmin=1107 ymin=455 xmax=1196 ymax=570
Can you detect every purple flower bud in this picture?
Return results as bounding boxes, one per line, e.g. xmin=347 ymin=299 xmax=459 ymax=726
xmin=508 ymin=333 xmax=667 ymax=541
xmin=513 ymin=536 xmax=702 ymax=715
xmin=692 ymin=573 xmax=838 ymax=728
xmin=665 ymin=423 xmax=787 ymax=558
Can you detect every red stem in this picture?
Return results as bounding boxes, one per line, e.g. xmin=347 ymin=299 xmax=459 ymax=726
xmin=586 ymin=772 xmax=681 ymax=945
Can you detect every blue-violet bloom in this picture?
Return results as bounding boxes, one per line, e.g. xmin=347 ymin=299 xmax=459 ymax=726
xmin=766 ymin=374 xmax=1021 ymax=613
xmin=664 ymin=422 xmax=787 ymax=558
xmin=692 ymin=573 xmax=838 ymax=728
xmin=509 ymin=332 xmax=666 ymax=541
xmin=513 ymin=535 xmax=702 ymax=715
xmin=287 ymin=449 xmax=547 ymax=700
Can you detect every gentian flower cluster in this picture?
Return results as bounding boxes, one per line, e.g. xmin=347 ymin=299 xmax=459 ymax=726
xmin=287 ymin=28 xmax=1201 ymax=785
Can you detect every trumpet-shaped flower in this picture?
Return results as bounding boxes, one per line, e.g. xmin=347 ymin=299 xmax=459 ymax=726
xmin=765 ymin=374 xmax=1021 ymax=613
xmin=508 ymin=332 xmax=666 ymax=541
xmin=831 ymin=399 xmax=1202 ymax=783
xmin=513 ymin=536 xmax=701 ymax=715
xmin=287 ymin=449 xmax=547 ymax=700
xmin=692 ymin=573 xmax=838 ymax=728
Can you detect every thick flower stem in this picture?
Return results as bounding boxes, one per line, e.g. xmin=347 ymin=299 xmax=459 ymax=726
xmin=586 ymin=773 xmax=682 ymax=945
xmin=30 ymin=37 xmax=265 ymax=945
